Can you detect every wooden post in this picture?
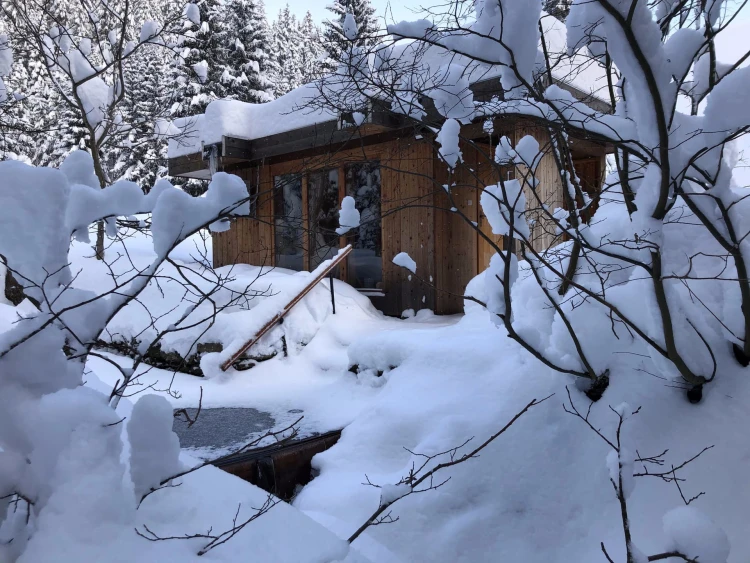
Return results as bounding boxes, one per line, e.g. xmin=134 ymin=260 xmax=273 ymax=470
xmin=302 ymin=173 xmax=309 ymax=271
xmin=329 ymin=273 xmax=336 ymax=314
xmin=337 ymin=165 xmax=348 ymax=283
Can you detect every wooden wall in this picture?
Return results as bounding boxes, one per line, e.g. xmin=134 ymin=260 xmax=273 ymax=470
xmin=212 ymin=166 xmax=274 ymax=269
xmin=212 ymin=137 xmax=438 ymax=317
xmin=433 ymin=143 xmax=480 ymax=315
xmin=212 ymin=122 xmax=607 ymax=317
xmin=513 ymin=124 xmax=565 ymax=252
xmin=380 ymin=138 xmax=435 ymax=316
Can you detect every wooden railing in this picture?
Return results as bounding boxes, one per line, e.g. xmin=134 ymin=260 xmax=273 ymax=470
xmin=220 ymin=245 xmax=353 ymax=371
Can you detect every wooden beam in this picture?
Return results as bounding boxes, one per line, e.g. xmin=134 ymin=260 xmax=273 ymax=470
xmin=219 ymin=245 xmax=353 ymax=371
xmin=301 ymin=174 xmax=309 ymax=272
xmin=168 ymin=151 xmax=207 ymax=177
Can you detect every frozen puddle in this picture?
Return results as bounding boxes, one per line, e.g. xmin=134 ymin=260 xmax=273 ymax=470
xmin=173 ymin=407 xmax=276 ymax=450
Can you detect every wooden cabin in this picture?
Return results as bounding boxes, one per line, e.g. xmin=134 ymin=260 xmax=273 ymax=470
xmin=168 ymin=105 xmax=608 ymax=317
xmin=168 ymin=25 xmax=612 ymax=317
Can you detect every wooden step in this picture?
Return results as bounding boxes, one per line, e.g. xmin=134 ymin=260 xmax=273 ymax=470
xmin=212 ymin=430 xmax=342 ymax=501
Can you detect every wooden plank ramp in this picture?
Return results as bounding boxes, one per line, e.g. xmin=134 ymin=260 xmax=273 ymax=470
xmin=219 ymin=245 xmax=353 ymax=371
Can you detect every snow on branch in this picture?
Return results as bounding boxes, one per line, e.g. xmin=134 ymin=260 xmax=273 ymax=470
xmin=348 ymin=395 xmax=552 ymax=543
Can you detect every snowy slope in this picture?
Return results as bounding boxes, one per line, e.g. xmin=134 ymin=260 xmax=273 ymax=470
xmin=293 ymin=293 xmax=750 ymax=562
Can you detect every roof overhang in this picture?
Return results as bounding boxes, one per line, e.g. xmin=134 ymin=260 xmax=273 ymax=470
xmin=168 ymin=78 xmax=613 ymax=179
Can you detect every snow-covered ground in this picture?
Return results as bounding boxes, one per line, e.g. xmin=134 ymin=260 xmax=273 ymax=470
xmin=81 ymin=230 xmax=459 ymax=458
xmin=65 ymin=229 xmax=750 ymax=563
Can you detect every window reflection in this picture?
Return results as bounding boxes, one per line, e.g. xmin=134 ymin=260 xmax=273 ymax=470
xmin=308 ymin=169 xmax=340 ymax=270
xmin=273 ymin=174 xmax=304 ymax=271
xmin=345 ymin=162 xmax=382 ymax=290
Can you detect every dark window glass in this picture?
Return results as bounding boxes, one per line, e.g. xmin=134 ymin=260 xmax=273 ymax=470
xmin=274 ymin=174 xmax=304 ymax=271
xmin=308 ymin=169 xmax=340 ymax=270
xmin=345 ymin=162 xmax=382 ymax=289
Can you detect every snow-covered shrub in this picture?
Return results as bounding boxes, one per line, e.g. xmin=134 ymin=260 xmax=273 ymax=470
xmin=313 ymin=0 xmax=750 ymax=404
xmin=0 ymin=153 xmax=250 ymax=559
xmin=305 ymin=1 xmax=749 ymax=558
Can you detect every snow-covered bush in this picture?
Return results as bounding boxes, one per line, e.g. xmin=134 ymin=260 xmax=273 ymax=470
xmin=314 ymin=0 xmax=750 ymax=404
xmin=307 ymin=0 xmax=749 ymax=559
xmin=0 ymin=153 xmax=250 ymax=560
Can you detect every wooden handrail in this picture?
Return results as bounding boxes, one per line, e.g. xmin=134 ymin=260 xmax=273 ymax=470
xmin=220 ymin=245 xmax=353 ymax=371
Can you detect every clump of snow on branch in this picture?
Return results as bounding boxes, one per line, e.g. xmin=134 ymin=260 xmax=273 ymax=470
xmin=336 ymin=195 xmax=360 ymax=235
xmin=184 ymin=3 xmax=201 ymax=25
xmin=393 ymin=252 xmax=417 ymax=274
xmin=139 ymin=21 xmax=162 ymax=44
xmin=352 ymin=111 xmax=366 ymax=126
xmin=494 ymin=136 xmax=516 ymax=165
xmin=436 ymin=119 xmax=462 ymax=169
xmin=513 ymin=135 xmax=541 ymax=171
xmin=380 ymin=483 xmax=411 ymax=507
xmin=193 ymin=60 xmax=209 ymax=84
xmin=662 ymin=506 xmax=730 ymax=563
xmin=151 ymin=172 xmax=248 ymax=257
xmin=128 ymin=394 xmax=183 ymax=499
xmin=480 ymin=180 xmax=530 ymax=240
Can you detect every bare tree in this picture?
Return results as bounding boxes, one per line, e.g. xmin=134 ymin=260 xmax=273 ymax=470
xmin=348 ymin=395 xmax=552 ymax=543
xmin=0 ymin=137 xmax=262 ymax=557
xmin=1 ymin=0 xmax=198 ymax=258
xmin=563 ymin=388 xmax=714 ymax=563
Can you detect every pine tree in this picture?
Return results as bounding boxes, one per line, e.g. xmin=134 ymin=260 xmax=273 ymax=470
xmin=321 ymin=0 xmax=378 ymax=71
xmin=116 ymin=49 xmax=171 ymax=189
xmin=33 ymin=82 xmax=88 ymax=168
xmin=216 ymin=0 xmax=274 ymax=103
xmin=170 ymin=0 xmax=224 ymax=117
xmin=298 ymin=11 xmax=324 ymax=84
xmin=268 ymin=5 xmax=302 ymax=97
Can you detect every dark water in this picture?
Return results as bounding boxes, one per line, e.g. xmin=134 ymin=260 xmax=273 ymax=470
xmin=172 ymin=407 xmax=276 ymax=449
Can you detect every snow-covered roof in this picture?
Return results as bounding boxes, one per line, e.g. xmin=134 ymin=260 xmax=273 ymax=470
xmin=168 ymin=83 xmax=338 ymax=158
xmin=168 ymin=15 xmax=608 ymax=160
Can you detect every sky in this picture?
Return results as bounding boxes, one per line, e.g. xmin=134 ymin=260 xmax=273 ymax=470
xmin=266 ymin=0 xmax=750 ymax=27
xmin=264 ymin=0 xmax=427 ymax=24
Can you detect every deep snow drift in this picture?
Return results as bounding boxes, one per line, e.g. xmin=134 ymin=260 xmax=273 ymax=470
xmin=82 ymin=230 xmax=749 ymax=563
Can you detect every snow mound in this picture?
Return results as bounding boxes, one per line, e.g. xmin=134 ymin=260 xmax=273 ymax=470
xmin=663 ymin=506 xmax=730 ymax=563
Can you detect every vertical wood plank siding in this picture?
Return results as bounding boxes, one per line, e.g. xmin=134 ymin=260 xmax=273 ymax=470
xmin=211 ymin=124 xmax=607 ymax=316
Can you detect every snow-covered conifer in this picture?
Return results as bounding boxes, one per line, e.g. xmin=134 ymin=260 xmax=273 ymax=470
xmin=218 ymin=0 xmax=274 ymax=103
xmin=321 ymin=0 xmax=378 ymax=71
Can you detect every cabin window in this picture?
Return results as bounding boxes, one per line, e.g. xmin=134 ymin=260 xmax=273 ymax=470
xmin=308 ymin=169 xmax=340 ymax=270
xmin=273 ymin=174 xmax=304 ymax=271
xmin=345 ymin=162 xmax=382 ymax=290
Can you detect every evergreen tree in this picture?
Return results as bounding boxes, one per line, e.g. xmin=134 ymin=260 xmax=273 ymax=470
xmin=543 ymin=0 xmax=572 ymax=20
xmin=33 ymin=82 xmax=88 ymax=167
xmin=321 ymin=0 xmax=378 ymax=71
xmin=218 ymin=0 xmax=274 ymax=103
xmin=298 ymin=11 xmax=324 ymax=84
xmin=116 ymin=49 xmax=172 ymax=189
xmin=268 ymin=5 xmax=302 ymax=97
xmin=170 ymin=0 xmax=224 ymax=117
